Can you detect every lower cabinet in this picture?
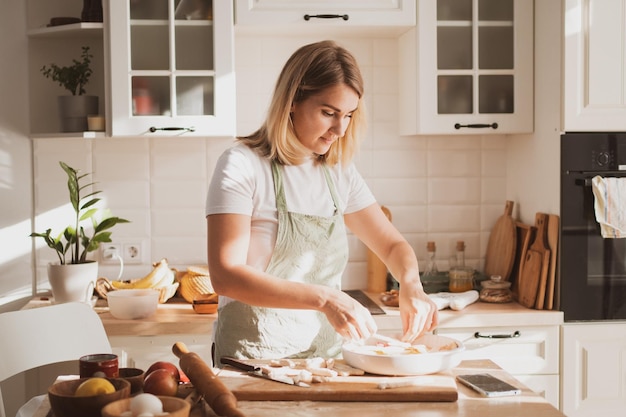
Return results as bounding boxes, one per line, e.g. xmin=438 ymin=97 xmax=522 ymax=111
xmin=561 ymin=323 xmax=626 ymax=417
xmin=109 ymin=334 xmax=213 ymax=371
xmin=434 ymin=325 xmax=561 ymax=409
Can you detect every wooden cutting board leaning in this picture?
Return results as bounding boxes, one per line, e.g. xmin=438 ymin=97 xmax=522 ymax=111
xmin=366 ymin=205 xmax=392 ymax=293
xmin=518 ymin=213 xmax=551 ymax=309
xmin=509 ymin=222 xmax=535 ymax=297
xmin=484 ymin=201 xmax=517 ymax=281
xmin=544 ymin=214 xmax=560 ymax=310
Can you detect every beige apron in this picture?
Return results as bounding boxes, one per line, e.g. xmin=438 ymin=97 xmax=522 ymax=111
xmin=213 ymin=161 xmax=348 ymax=363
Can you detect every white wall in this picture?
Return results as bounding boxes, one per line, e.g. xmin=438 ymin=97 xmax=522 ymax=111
xmin=0 ymin=1 xmax=34 ymax=311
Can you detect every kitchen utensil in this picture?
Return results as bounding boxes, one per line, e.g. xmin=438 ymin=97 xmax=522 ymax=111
xmin=518 ymin=213 xmax=551 ymax=308
xmin=106 ymin=289 xmax=159 ymax=320
xmin=172 ymin=342 xmax=245 ymax=417
xmin=342 ymin=334 xmax=464 ymax=376
xmin=484 ymin=201 xmax=517 ymax=280
xmin=366 ymin=205 xmax=392 ymax=292
xmin=220 ymin=357 xmax=310 ymax=387
xmin=545 ymin=214 xmax=560 ymax=310
xmin=48 ymin=377 xmax=130 ymax=417
xmin=510 ymin=222 xmax=535 ymax=296
xmin=534 ymin=213 xmax=553 ymax=309
xmin=118 ymin=367 xmax=145 ymax=394
xmin=101 ymin=395 xmax=191 ymax=417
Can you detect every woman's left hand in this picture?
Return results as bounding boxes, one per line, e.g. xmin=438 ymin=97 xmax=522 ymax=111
xmin=398 ymin=282 xmax=439 ymax=343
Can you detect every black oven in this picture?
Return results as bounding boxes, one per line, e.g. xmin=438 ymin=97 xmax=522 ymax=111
xmin=560 ymin=133 xmax=626 ymax=321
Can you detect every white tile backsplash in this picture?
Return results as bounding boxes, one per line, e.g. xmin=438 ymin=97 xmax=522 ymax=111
xmin=32 ymin=36 xmax=507 ymax=286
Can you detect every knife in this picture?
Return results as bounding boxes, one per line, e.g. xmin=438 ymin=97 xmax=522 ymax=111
xmin=220 ymin=356 xmax=310 ymax=388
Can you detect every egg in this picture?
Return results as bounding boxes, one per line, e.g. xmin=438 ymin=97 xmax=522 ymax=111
xmin=130 ymin=393 xmax=164 ymax=416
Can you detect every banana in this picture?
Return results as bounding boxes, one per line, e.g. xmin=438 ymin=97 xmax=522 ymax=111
xmin=111 ymin=258 xmax=172 ymax=290
xmin=152 ymin=266 xmax=176 ymax=289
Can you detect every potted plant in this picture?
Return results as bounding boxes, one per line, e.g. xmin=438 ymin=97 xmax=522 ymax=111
xmin=30 ymin=161 xmax=130 ymax=303
xmin=41 ymin=46 xmax=99 ymax=132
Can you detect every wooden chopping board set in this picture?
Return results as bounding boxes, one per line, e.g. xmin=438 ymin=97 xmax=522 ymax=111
xmin=515 ymin=213 xmax=559 ymax=310
xmin=483 ymin=201 xmax=559 ymax=310
xmin=216 ymin=364 xmax=458 ymax=402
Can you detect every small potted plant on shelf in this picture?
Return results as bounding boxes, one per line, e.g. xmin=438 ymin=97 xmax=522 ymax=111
xmin=30 ymin=161 xmax=130 ymax=303
xmin=41 ymin=46 xmax=99 ymax=133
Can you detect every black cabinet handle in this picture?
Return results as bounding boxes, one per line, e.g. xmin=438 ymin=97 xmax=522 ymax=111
xmin=474 ymin=330 xmax=521 ymax=339
xmin=454 ymin=123 xmax=499 ymax=130
xmin=149 ymin=126 xmax=195 ymax=133
xmin=303 ymin=14 xmax=349 ymax=21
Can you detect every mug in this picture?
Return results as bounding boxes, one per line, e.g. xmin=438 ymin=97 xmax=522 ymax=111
xmin=79 ymin=353 xmax=119 ymax=378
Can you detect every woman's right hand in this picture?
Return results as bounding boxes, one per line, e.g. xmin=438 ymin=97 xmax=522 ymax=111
xmin=320 ymin=288 xmax=378 ymax=341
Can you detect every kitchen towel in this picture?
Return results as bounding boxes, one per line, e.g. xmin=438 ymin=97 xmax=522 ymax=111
xmin=591 ymin=176 xmax=626 ymax=238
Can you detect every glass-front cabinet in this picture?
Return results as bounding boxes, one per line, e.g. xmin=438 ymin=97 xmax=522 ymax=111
xmin=107 ymin=0 xmax=235 ymax=136
xmin=399 ymin=0 xmax=533 ymax=135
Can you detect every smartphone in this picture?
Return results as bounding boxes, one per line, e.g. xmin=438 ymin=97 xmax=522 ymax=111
xmin=456 ymin=373 xmax=521 ymax=397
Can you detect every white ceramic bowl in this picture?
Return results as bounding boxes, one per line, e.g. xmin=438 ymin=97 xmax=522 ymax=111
xmin=107 ymin=289 xmax=160 ymax=320
xmin=342 ymin=334 xmax=464 ymax=376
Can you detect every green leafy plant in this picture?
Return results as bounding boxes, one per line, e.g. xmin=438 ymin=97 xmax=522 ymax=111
xmin=40 ymin=46 xmax=93 ymax=95
xmin=30 ymin=161 xmax=130 ymax=265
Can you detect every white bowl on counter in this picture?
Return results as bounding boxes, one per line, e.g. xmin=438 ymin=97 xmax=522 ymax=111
xmin=342 ymin=334 xmax=464 ymax=376
xmin=106 ymin=289 xmax=160 ymax=320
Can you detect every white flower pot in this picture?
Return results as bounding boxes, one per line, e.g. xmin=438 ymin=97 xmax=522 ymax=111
xmin=47 ymin=261 xmax=98 ymax=304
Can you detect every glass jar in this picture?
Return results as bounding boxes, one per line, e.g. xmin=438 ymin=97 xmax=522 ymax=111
xmin=479 ymin=275 xmax=513 ymax=303
xmin=448 ymin=267 xmax=474 ymax=292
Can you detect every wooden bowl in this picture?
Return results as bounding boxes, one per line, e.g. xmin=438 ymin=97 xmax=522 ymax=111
xmin=48 ymin=378 xmax=130 ymax=417
xmin=101 ymin=395 xmax=191 ymax=417
xmin=118 ymin=367 xmax=144 ymax=394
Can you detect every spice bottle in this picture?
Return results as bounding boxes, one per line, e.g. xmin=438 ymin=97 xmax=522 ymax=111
xmin=456 ymin=241 xmax=466 ymax=268
xmin=424 ymin=241 xmax=438 ymax=276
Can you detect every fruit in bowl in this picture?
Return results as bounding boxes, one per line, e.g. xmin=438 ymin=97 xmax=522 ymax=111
xmin=48 ymin=377 xmax=130 ymax=417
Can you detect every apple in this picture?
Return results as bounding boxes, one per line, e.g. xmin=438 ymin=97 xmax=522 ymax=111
xmin=145 ymin=361 xmax=180 ymax=382
xmin=143 ymin=368 xmax=179 ymax=397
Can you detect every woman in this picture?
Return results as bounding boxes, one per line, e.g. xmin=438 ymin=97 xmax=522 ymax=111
xmin=206 ymin=40 xmax=438 ymax=363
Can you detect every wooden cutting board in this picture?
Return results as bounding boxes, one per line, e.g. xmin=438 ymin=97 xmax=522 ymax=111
xmin=518 ymin=213 xmax=551 ymax=309
xmin=484 ymin=201 xmax=517 ymax=280
xmin=544 ymin=214 xmax=559 ymax=310
xmin=216 ymin=368 xmax=458 ymax=402
xmin=510 ymin=222 xmax=535 ymax=297
xmin=367 ymin=206 xmax=392 ymax=293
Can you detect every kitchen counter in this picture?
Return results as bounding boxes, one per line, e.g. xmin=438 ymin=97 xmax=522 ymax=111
xmin=30 ymin=360 xmax=565 ymax=417
xmin=25 ymin=292 xmax=563 ymax=337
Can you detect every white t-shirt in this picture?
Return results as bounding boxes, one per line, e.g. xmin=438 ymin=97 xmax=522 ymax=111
xmin=206 ymin=143 xmax=376 ymax=272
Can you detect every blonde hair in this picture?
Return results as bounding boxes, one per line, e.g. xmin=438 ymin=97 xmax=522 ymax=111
xmin=238 ymin=40 xmax=366 ymax=166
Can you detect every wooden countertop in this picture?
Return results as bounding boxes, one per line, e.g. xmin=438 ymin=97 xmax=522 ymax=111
xmin=31 ymin=360 xmax=565 ymax=417
xmin=25 ymin=292 xmax=563 ymax=337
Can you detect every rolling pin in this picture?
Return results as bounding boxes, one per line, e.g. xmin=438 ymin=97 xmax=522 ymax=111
xmin=172 ymin=342 xmax=246 ymax=417
xmin=367 ymin=205 xmax=392 ymax=293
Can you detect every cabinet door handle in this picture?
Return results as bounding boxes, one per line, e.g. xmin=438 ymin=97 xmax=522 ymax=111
xmin=454 ymin=123 xmax=499 ymax=130
xmin=149 ymin=126 xmax=196 ymax=133
xmin=303 ymin=14 xmax=349 ymax=21
xmin=474 ymin=330 xmax=520 ymax=339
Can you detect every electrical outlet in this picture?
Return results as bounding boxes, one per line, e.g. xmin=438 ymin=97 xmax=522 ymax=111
xmin=101 ymin=244 xmax=122 ymax=264
xmin=123 ymin=242 xmax=142 ymax=264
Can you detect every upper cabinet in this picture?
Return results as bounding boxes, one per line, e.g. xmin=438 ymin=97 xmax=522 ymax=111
xmin=107 ymin=0 xmax=236 ymax=137
xmin=563 ymin=0 xmax=626 ymax=132
xmin=399 ymin=0 xmax=534 ymax=135
xmin=234 ymin=0 xmax=415 ymax=35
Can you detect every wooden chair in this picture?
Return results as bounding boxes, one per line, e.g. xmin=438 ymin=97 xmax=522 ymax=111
xmin=0 ymin=302 xmax=111 ymax=417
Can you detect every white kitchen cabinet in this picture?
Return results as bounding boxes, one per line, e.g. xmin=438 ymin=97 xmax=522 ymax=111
xmin=26 ymin=0 xmax=107 ymax=135
xmin=106 ymin=0 xmax=236 ymax=137
xmin=561 ymin=323 xmax=626 ymax=417
xmin=234 ymin=0 xmax=415 ymax=35
xmin=435 ymin=325 xmax=560 ymax=408
xmin=562 ymin=0 xmax=626 ymax=131
xmin=399 ymin=0 xmax=534 ymax=135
